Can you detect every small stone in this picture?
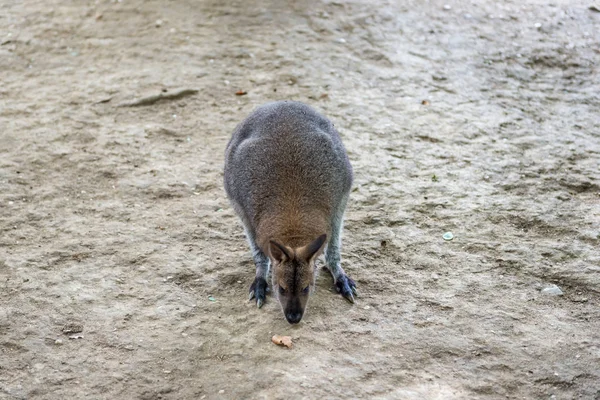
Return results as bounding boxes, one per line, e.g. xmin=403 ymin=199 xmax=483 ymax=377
xmin=208 ymin=296 xmax=216 ymax=302
xmin=62 ymin=323 xmax=83 ymax=334
xmin=541 ymin=284 xmax=563 ymax=296
xmin=443 ymin=4 xmax=451 ymax=10
xmin=442 ymin=232 xmax=454 ymax=241
xmin=218 ymin=390 xmax=225 ymax=394
xmin=534 ymin=22 xmax=542 ymax=29
xmin=155 ymin=19 xmax=163 ymax=27
xmin=54 ymin=339 xmax=63 ymax=345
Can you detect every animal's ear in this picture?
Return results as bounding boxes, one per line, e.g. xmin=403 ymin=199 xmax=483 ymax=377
xmin=298 ymin=234 xmax=327 ymax=262
xmin=269 ymin=240 xmax=292 ymax=263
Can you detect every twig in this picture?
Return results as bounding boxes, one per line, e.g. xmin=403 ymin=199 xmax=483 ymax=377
xmin=117 ymin=88 xmax=199 ymax=107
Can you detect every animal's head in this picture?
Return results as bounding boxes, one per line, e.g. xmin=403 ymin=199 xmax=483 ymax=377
xmin=269 ymin=234 xmax=327 ymax=324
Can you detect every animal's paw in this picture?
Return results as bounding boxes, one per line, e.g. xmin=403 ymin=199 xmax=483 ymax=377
xmin=248 ymin=277 xmax=268 ymax=308
xmin=334 ymin=274 xmax=358 ymax=304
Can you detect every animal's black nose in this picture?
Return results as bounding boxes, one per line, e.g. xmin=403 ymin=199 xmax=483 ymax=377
xmin=285 ymin=312 xmax=303 ymax=324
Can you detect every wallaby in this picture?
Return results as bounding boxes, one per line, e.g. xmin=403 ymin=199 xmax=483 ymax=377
xmin=224 ymin=101 xmax=356 ymax=324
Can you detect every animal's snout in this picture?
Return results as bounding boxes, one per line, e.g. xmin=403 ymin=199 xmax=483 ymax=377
xmin=285 ymin=312 xmax=303 ymax=324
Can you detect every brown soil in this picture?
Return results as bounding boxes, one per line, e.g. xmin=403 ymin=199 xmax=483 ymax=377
xmin=1 ymin=0 xmax=599 ymax=399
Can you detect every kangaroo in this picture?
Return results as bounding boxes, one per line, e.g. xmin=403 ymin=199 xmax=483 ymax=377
xmin=224 ymin=101 xmax=356 ymax=324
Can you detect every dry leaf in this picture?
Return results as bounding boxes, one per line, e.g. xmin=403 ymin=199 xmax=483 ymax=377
xmin=235 ymin=90 xmax=247 ymax=96
xmin=271 ymin=335 xmax=293 ymax=348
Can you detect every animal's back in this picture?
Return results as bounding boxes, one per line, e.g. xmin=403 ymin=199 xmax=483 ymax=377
xmin=224 ymin=101 xmax=353 ymax=244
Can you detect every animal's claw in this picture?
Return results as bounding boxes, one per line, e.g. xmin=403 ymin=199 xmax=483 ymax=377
xmin=335 ymin=274 xmax=357 ymax=304
xmin=249 ymin=277 xmax=267 ymax=308
xmin=343 ymin=292 xmax=355 ymax=304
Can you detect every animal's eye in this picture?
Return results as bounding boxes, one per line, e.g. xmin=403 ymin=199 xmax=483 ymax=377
xmin=302 ymin=286 xmax=310 ymax=294
xmin=278 ymin=286 xmax=287 ymax=295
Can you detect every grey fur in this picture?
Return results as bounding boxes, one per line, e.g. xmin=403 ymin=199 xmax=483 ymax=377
xmin=224 ymin=101 xmax=355 ymax=313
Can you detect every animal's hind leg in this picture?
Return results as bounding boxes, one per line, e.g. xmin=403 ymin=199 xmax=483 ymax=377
xmin=246 ymin=229 xmax=270 ymax=308
xmin=325 ymin=195 xmax=357 ymax=303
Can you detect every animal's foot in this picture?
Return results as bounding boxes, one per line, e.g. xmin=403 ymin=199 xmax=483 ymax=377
xmin=334 ymin=274 xmax=357 ymax=304
xmin=248 ymin=277 xmax=268 ymax=308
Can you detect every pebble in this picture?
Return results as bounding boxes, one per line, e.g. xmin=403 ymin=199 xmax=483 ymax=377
xmin=541 ymin=284 xmax=563 ymax=296
xmin=54 ymin=339 xmax=63 ymax=345
xmin=442 ymin=232 xmax=454 ymax=241
xmin=68 ymin=335 xmax=84 ymax=339
xmin=443 ymin=4 xmax=451 ymax=10
xmin=218 ymin=389 xmax=225 ymax=394
xmin=534 ymin=22 xmax=542 ymax=29
xmin=62 ymin=323 xmax=83 ymax=334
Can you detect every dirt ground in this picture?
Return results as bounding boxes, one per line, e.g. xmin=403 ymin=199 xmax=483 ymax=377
xmin=1 ymin=0 xmax=599 ymax=399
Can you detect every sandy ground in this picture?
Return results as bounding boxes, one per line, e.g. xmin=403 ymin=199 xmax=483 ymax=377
xmin=1 ymin=0 xmax=600 ymax=399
